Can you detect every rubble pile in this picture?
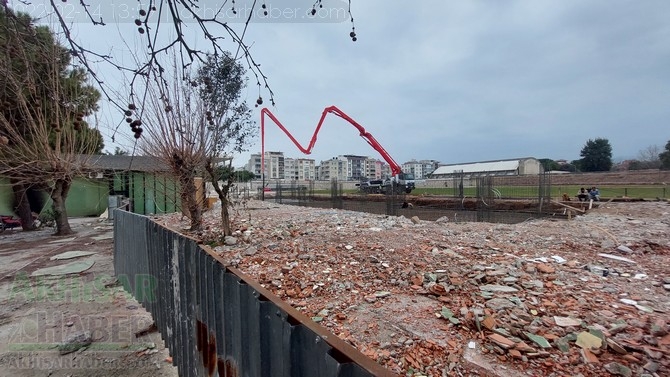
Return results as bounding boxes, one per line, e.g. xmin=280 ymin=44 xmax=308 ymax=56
xmin=156 ymin=201 xmax=670 ymax=377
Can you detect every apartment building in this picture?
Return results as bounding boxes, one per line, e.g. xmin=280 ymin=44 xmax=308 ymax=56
xmin=318 ymin=157 xmax=348 ymax=181
xmin=401 ymin=159 xmax=440 ymax=179
xmin=284 ymin=158 xmax=316 ymax=180
xmin=248 ymin=152 xmax=425 ymax=182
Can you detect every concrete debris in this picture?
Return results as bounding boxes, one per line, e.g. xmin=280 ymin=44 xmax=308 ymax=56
xmin=604 ymin=362 xmax=632 ymax=377
xmin=479 ymin=284 xmax=519 ymax=293
xmin=616 ymin=245 xmax=634 ymax=254
xmin=154 ymin=200 xmax=670 ymax=377
xmin=597 ymin=253 xmax=636 ymax=264
xmin=58 ymin=331 xmax=92 ymax=355
xmin=576 ymin=331 xmax=603 ymax=350
xmin=31 ymin=260 xmax=95 ymax=276
xmin=554 ymin=316 xmax=582 ymax=327
xmin=49 ymin=250 xmax=96 ymax=260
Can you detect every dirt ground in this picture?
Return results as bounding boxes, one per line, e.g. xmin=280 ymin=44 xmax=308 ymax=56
xmin=155 ymin=199 xmax=670 ymax=377
xmin=3 ymin=200 xmax=667 ymax=377
xmin=0 ymin=218 xmax=178 ymax=377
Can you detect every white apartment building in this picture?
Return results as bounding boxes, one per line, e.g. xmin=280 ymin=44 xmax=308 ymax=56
xmin=284 ymin=158 xmax=316 ymax=180
xmin=246 ymin=154 xmax=263 ymax=178
xmin=401 ymin=159 xmax=440 ymax=179
xmin=264 ymin=151 xmax=285 ymax=179
xmin=248 ymin=152 xmax=424 ymax=182
xmin=318 ymin=157 xmax=348 ymax=181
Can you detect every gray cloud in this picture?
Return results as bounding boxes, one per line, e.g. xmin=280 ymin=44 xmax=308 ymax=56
xmin=55 ymin=0 xmax=669 ymax=165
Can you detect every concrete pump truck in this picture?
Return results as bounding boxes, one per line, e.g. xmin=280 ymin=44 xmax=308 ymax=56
xmin=260 ymin=105 xmax=415 ymax=194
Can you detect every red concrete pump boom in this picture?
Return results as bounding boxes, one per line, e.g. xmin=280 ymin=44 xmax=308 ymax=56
xmin=260 ymin=105 xmax=402 ymax=177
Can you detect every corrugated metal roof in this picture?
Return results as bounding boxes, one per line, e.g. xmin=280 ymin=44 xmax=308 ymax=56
xmin=86 ymin=155 xmax=171 ymax=172
xmin=432 ymin=160 xmax=519 ymax=175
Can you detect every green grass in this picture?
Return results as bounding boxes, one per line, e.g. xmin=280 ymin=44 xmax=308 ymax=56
xmin=411 ymin=185 xmax=668 ymax=199
xmin=303 ymin=185 xmax=668 ymax=199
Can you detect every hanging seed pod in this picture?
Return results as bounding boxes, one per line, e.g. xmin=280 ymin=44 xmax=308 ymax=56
xmin=124 ymin=110 xmax=132 ymax=116
xmin=256 ymin=97 xmax=263 ymax=105
xmin=138 ymin=27 xmax=145 ymax=34
xmin=134 ymin=133 xmax=141 ymax=139
xmin=134 ymin=19 xmax=142 ymax=26
xmin=128 ymin=103 xmax=136 ymax=110
xmin=139 ymin=9 xmax=147 ymax=16
xmin=165 ymin=105 xmax=173 ymax=112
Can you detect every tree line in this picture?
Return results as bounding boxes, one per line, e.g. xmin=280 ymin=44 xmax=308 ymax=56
xmin=0 ymin=6 xmax=257 ymax=238
xmin=540 ymin=138 xmax=670 ymax=173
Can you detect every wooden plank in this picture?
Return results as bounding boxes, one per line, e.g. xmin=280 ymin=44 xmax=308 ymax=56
xmin=551 ymin=200 xmax=586 ymax=214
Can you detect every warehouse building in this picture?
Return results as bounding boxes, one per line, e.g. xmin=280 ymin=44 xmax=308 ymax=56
xmin=429 ymin=157 xmax=542 ymax=178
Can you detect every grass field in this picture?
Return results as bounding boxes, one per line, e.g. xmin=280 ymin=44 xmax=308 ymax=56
xmin=409 ymin=185 xmax=668 ymax=199
xmin=313 ymin=185 xmax=668 ymax=199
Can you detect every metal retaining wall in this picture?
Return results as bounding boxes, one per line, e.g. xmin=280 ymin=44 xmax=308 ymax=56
xmin=113 ymin=210 xmax=394 ymax=377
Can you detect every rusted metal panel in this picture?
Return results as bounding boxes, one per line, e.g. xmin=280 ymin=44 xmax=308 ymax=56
xmin=113 ymin=210 xmax=396 ymax=377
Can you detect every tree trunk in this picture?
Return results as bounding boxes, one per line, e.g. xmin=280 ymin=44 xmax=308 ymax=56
xmin=10 ymin=180 xmax=36 ymax=231
xmin=204 ymin=159 xmax=234 ymax=236
xmin=219 ymin=195 xmax=232 ymax=236
xmin=51 ymin=179 xmax=73 ymax=236
xmin=179 ymin=173 xmax=202 ymax=231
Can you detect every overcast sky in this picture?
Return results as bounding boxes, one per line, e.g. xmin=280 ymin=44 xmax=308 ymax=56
xmin=25 ymin=0 xmax=670 ymax=168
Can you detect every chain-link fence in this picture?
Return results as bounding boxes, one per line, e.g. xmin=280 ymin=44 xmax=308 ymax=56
xmin=262 ymin=173 xmax=561 ymax=224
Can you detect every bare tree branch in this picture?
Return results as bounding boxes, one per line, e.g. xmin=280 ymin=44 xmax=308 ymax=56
xmin=7 ymin=0 xmax=357 ymax=143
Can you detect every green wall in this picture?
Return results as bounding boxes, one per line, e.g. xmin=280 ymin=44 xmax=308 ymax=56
xmin=0 ymin=178 xmax=14 ymax=215
xmin=109 ymin=171 xmax=180 ymax=215
xmin=0 ymin=178 xmax=107 ymax=217
xmin=34 ymin=178 xmax=108 ymax=217
xmin=65 ymin=178 xmax=108 ymax=217
xmin=1 ymin=172 xmax=181 ymax=218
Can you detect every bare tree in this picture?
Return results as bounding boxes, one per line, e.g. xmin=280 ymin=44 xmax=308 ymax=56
xmin=11 ymin=0 xmax=357 ymax=142
xmin=0 ymin=10 xmax=102 ymax=235
xmin=637 ymin=144 xmax=661 ymax=169
xmin=135 ymin=51 xmax=253 ymax=235
xmin=136 ymin=55 xmax=210 ymax=231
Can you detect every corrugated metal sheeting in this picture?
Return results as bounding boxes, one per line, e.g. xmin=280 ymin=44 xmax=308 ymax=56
xmin=431 ymin=160 xmax=520 ymax=176
xmin=113 ymin=210 xmax=394 ymax=377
